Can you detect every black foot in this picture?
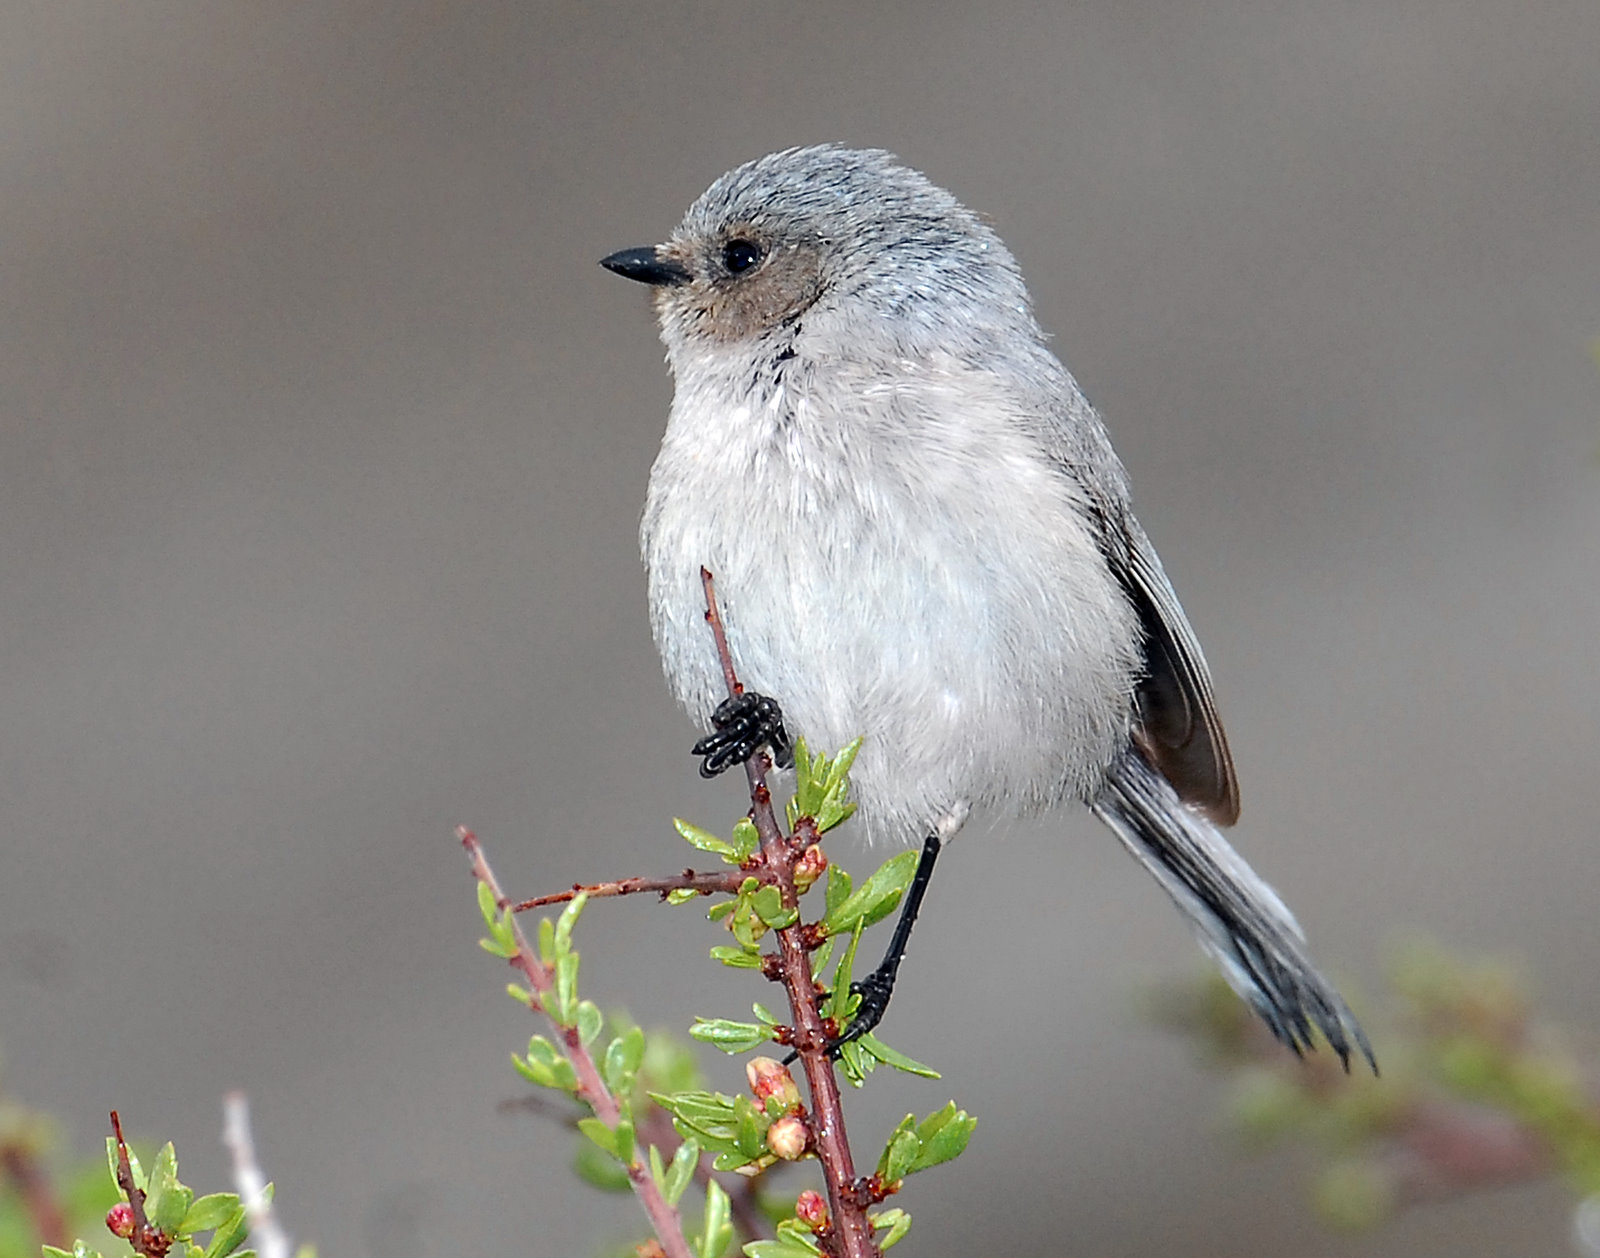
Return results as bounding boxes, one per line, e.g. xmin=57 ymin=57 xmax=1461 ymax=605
xmin=692 ymin=692 xmax=792 ymax=778
xmin=827 ymin=968 xmax=894 ymax=1057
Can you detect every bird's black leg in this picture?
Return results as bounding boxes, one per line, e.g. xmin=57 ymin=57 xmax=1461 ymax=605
xmin=692 ymin=692 xmax=792 ymax=778
xmin=827 ymin=830 xmax=942 ymax=1056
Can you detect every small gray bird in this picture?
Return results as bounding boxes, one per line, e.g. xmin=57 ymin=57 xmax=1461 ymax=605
xmin=602 ymin=145 xmax=1373 ymax=1070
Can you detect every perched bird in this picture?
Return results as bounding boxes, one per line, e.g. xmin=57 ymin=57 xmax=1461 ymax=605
xmin=602 ymin=145 xmax=1373 ymax=1070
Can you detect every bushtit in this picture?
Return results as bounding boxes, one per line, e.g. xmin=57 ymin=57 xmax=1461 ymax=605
xmin=602 ymin=145 xmax=1373 ymax=1070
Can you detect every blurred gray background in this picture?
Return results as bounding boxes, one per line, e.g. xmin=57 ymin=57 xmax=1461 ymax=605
xmin=3 ymin=2 xmax=1597 ymax=1255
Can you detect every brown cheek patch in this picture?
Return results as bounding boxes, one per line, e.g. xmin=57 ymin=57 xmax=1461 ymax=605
xmin=697 ymin=248 xmax=823 ymax=344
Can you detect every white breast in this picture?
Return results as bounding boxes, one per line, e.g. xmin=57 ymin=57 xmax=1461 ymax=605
xmin=641 ymin=346 xmax=1140 ymax=846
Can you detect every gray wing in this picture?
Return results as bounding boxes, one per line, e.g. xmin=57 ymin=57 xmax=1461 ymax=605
xmin=1112 ymin=515 xmax=1240 ymax=826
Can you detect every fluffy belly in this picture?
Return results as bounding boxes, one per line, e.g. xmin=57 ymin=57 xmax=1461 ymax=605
xmin=643 ymin=440 xmax=1140 ymax=845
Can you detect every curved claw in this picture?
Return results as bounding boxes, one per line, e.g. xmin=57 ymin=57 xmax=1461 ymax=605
xmin=692 ymin=692 xmax=792 ymax=778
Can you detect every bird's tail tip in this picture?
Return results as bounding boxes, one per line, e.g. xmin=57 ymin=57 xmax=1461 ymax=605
xmin=1094 ymin=750 xmax=1377 ymax=1075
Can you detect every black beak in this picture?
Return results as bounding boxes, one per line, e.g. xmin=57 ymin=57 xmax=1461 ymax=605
xmin=599 ymin=246 xmax=692 ymax=287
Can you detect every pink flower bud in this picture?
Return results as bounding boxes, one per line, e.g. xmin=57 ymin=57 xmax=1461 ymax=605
xmin=106 ymin=1203 xmax=136 ymax=1239
xmin=792 ymin=845 xmax=829 ymax=891
xmin=745 ymin=1056 xmax=802 ymax=1109
xmin=766 ymin=1113 xmax=810 ymax=1161
xmin=795 ymin=1189 xmax=830 ymax=1230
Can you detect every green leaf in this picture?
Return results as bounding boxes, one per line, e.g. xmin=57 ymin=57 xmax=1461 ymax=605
xmin=750 ymin=884 xmax=796 ymax=928
xmin=871 ymin=1208 xmax=912 ymax=1249
xmin=145 ymin=1142 xmax=191 ymax=1235
xmin=649 ymin=1090 xmax=740 ymax=1131
xmin=554 ymin=891 xmax=587 ymax=954
xmin=699 ymin=1180 xmax=732 ymax=1258
xmin=837 ymin=1038 xmax=873 ymax=1086
xmin=577 ymin=1000 xmax=603 ymax=1046
xmin=663 ymin=1138 xmax=700 ymax=1206
xmin=577 ymin=1117 xmax=619 ymax=1158
xmin=823 ymin=865 xmax=852 ymax=919
xmin=603 ymin=1026 xmax=647 ymax=1094
xmin=821 ymin=738 xmax=862 ymax=796
xmin=773 ymin=1219 xmax=822 ymax=1249
xmin=181 ymin=1193 xmax=241 ymax=1233
xmin=877 ymin=1120 xmax=920 ymax=1184
xmin=105 ymin=1138 xmax=144 ymax=1197
xmin=505 ymin=983 xmax=534 ymax=1006
xmin=710 ymin=945 xmax=763 ymax=968
xmin=201 ymin=1204 xmax=251 ymax=1258
xmin=733 ymin=1095 xmax=769 ymax=1161
xmin=822 ymin=851 xmax=917 ymax=935
xmin=909 ymin=1104 xmax=975 ymax=1172
xmin=689 ymin=1018 xmax=770 ymax=1053
xmin=675 ymin=818 xmax=737 ymax=858
xmin=729 ymin=901 xmax=768 ymax=950
xmin=789 ymin=737 xmax=821 ymax=821
xmin=573 ymin=1140 xmax=632 ymax=1192
xmin=515 ymin=1036 xmax=578 ymax=1092
xmin=614 ymin=1114 xmax=636 ymax=1164
xmin=478 ymin=934 xmax=515 ymax=959
xmin=537 ymin=917 xmax=556 ymax=966
xmin=857 ymin=1034 xmax=940 ymax=1079
xmin=825 ymin=929 xmax=863 ymax=1021
xmin=751 ymin=1003 xmax=781 ymax=1027
xmin=730 ymin=818 xmax=760 ymax=862
xmin=667 ymin=888 xmax=702 ymax=905
xmin=552 ymin=951 xmax=580 ymax=1025
xmin=476 ymin=879 xmax=499 ymax=927
xmin=744 ymin=1242 xmax=821 ymax=1258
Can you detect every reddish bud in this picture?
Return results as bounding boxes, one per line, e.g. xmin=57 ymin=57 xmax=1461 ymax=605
xmin=792 ymin=844 xmax=828 ymax=891
xmin=795 ymin=1189 xmax=830 ymax=1230
xmin=106 ymin=1203 xmax=136 ymax=1239
xmin=766 ymin=1113 xmax=810 ymax=1161
xmin=746 ymin=1056 xmax=802 ymax=1110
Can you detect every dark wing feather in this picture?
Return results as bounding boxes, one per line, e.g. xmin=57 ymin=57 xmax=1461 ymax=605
xmin=1112 ymin=517 xmax=1240 ymax=825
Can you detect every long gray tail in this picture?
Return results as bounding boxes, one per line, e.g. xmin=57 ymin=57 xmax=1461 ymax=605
xmin=1092 ymin=748 xmax=1375 ymax=1071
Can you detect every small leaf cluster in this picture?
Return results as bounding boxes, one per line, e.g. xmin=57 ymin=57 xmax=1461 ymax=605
xmin=874 ymin=1103 xmax=976 ymax=1190
xmin=478 ymin=886 xmax=740 ymax=1255
xmin=479 ymin=735 xmax=977 ymax=1256
xmin=45 ymin=1138 xmax=308 ymax=1258
xmin=678 ymin=747 xmax=934 ymax=1087
xmin=741 ymin=1206 xmax=910 ymax=1258
xmin=1158 ymin=937 xmax=1600 ymax=1230
xmin=784 ymin=739 xmax=861 ymax=835
xmin=690 ymin=852 xmax=937 ymax=1088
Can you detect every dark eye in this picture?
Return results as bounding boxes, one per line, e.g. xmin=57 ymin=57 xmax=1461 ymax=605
xmin=720 ymin=238 xmax=763 ymax=275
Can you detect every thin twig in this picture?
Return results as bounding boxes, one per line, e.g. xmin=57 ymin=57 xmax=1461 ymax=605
xmin=110 ymin=1111 xmax=169 ymax=1258
xmin=700 ymin=568 xmax=881 ymax=1258
xmin=513 ymin=867 xmax=744 ymax=911
xmin=461 ymin=828 xmax=697 ymax=1258
xmin=222 ymin=1092 xmax=291 ymax=1258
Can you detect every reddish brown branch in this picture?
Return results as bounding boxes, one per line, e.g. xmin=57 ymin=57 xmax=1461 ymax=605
xmin=699 ymin=568 xmax=880 ymax=1258
xmin=1390 ymin=1098 xmax=1552 ymax=1204
xmin=0 ymin=1142 xmax=67 ymax=1249
xmin=110 ymin=1111 xmax=171 ymax=1258
xmin=460 ymin=830 xmax=696 ymax=1258
xmin=513 ymin=867 xmax=744 ymax=911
